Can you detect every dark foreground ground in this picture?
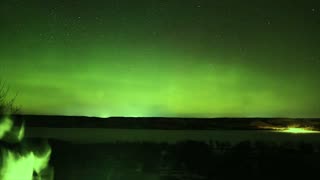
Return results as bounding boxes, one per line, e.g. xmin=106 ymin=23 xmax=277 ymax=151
xmin=4 ymin=116 xmax=320 ymax=179
xmin=50 ymin=139 xmax=320 ymax=180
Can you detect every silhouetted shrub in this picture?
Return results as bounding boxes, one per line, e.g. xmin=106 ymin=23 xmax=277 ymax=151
xmin=0 ymin=80 xmax=19 ymax=115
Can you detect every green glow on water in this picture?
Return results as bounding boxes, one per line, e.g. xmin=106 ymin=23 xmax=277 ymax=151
xmin=280 ymin=127 xmax=319 ymax=134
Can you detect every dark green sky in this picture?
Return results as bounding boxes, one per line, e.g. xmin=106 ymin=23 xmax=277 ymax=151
xmin=0 ymin=0 xmax=319 ymax=117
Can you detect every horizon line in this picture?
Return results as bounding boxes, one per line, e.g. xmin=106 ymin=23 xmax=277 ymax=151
xmin=8 ymin=113 xmax=320 ymax=119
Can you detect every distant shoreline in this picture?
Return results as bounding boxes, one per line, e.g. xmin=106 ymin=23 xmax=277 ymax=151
xmin=7 ymin=114 xmax=320 ymax=130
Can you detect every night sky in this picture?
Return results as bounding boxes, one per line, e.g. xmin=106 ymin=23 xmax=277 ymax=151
xmin=0 ymin=0 xmax=319 ymax=118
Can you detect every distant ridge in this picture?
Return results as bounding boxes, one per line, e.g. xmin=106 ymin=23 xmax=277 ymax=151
xmin=10 ymin=114 xmax=320 ymax=130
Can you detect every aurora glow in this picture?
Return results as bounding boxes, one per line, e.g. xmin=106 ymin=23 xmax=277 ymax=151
xmin=0 ymin=0 xmax=319 ymax=118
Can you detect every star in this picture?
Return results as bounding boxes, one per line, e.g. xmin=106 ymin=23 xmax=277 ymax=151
xmin=265 ymin=19 xmax=271 ymax=25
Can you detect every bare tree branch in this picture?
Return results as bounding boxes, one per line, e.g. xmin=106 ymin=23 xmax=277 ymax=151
xmin=0 ymin=80 xmax=20 ymax=115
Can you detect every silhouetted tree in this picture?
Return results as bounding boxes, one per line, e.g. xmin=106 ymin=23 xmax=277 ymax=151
xmin=0 ymin=80 xmax=19 ymax=115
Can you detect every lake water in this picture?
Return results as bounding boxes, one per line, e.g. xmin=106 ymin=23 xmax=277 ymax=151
xmin=25 ymin=127 xmax=320 ymax=144
xmin=19 ymin=127 xmax=320 ymax=180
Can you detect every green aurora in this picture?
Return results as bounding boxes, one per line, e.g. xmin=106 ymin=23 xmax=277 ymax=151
xmin=0 ymin=0 xmax=319 ymax=118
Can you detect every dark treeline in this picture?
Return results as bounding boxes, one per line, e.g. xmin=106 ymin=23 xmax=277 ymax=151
xmin=50 ymin=139 xmax=320 ymax=180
